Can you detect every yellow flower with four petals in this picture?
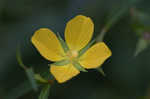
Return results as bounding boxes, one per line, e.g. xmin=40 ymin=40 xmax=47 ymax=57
xmin=31 ymin=15 xmax=112 ymax=83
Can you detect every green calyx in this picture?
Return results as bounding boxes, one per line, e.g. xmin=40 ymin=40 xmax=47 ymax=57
xmin=53 ymin=33 xmax=96 ymax=72
xmin=52 ymin=59 xmax=70 ymax=66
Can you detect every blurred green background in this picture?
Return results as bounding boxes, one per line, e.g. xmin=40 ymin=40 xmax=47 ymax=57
xmin=1 ymin=0 xmax=150 ymax=99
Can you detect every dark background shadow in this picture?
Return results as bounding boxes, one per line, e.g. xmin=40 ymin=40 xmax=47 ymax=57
xmin=1 ymin=0 xmax=150 ymax=99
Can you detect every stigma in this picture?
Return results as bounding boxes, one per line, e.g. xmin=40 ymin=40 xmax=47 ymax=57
xmin=66 ymin=50 xmax=78 ymax=60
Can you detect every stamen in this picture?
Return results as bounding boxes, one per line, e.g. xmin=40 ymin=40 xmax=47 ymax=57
xmin=66 ymin=50 xmax=78 ymax=60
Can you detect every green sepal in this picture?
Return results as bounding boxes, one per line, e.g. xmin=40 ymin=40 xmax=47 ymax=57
xmin=39 ymin=84 xmax=51 ymax=99
xmin=34 ymin=74 xmax=48 ymax=83
xmin=52 ymin=59 xmax=70 ymax=66
xmin=56 ymin=32 xmax=69 ymax=53
xmin=78 ymin=40 xmax=95 ymax=58
xmin=72 ymin=61 xmax=87 ymax=72
xmin=96 ymin=67 xmax=106 ymax=77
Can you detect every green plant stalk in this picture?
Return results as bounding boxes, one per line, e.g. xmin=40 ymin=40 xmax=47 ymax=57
xmin=16 ymin=46 xmax=27 ymax=70
xmin=97 ymin=0 xmax=141 ymax=42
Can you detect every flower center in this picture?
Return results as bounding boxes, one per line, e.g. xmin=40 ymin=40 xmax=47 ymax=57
xmin=66 ymin=50 xmax=78 ymax=61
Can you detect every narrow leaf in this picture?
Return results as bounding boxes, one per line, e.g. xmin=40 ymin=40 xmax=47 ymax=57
xmin=26 ymin=68 xmax=38 ymax=91
xmin=134 ymin=38 xmax=149 ymax=56
xmin=16 ymin=46 xmax=38 ymax=91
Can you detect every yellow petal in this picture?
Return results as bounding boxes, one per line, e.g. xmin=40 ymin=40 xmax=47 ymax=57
xmin=50 ymin=64 xmax=80 ymax=83
xmin=65 ymin=15 xmax=94 ymax=51
xmin=31 ymin=28 xmax=65 ymax=61
xmin=79 ymin=42 xmax=112 ymax=69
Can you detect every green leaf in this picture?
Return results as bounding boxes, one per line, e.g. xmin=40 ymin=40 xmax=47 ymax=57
xmin=97 ymin=67 xmax=106 ymax=77
xmin=39 ymin=84 xmax=51 ymax=99
xmin=52 ymin=59 xmax=70 ymax=66
xmin=16 ymin=46 xmax=38 ymax=91
xmin=26 ymin=68 xmax=38 ymax=91
xmin=72 ymin=61 xmax=87 ymax=72
xmin=57 ymin=32 xmax=69 ymax=53
xmin=134 ymin=38 xmax=149 ymax=56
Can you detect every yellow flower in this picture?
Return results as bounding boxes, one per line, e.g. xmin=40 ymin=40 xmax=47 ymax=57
xmin=31 ymin=15 xmax=112 ymax=83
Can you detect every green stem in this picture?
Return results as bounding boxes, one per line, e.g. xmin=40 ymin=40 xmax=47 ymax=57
xmin=98 ymin=28 xmax=107 ymax=42
xmin=97 ymin=0 xmax=141 ymax=42
xmin=16 ymin=46 xmax=27 ymax=70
